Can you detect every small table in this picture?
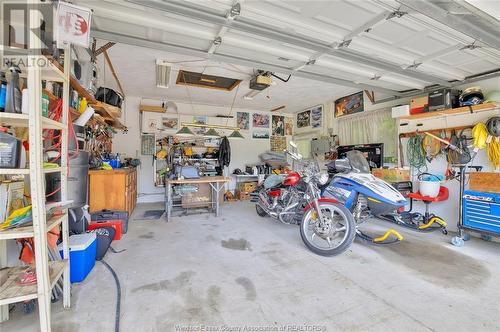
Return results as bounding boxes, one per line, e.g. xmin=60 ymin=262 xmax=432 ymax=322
xmin=164 ymin=176 xmax=230 ymax=221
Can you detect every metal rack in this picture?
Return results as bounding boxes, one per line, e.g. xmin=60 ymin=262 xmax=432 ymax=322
xmin=0 ymin=13 xmax=71 ymax=331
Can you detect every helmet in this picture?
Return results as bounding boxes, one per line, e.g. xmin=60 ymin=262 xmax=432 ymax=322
xmin=459 ymin=86 xmax=484 ymax=106
xmin=484 ymin=90 xmax=500 ymax=103
xmin=486 ymin=117 xmax=500 ymax=137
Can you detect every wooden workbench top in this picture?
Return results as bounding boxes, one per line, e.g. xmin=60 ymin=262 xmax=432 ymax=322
xmin=166 ymin=176 xmax=230 ymax=184
xmin=88 ymin=167 xmax=137 ymax=174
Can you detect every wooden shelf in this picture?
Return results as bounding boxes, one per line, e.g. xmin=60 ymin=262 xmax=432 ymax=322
xmin=0 ymin=167 xmax=65 ymax=175
xmin=0 ymin=113 xmax=66 ymax=130
xmin=399 ymin=102 xmax=500 ymax=120
xmin=0 ymin=260 xmax=67 ymax=306
xmin=0 ymin=213 xmax=66 ymax=241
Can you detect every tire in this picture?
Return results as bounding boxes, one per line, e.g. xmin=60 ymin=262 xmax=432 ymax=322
xmin=300 ymin=202 xmax=356 ymax=256
xmin=255 ymin=204 xmax=268 ymax=217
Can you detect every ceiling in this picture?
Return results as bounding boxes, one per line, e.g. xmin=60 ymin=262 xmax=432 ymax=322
xmin=75 ymin=0 xmax=500 ymax=112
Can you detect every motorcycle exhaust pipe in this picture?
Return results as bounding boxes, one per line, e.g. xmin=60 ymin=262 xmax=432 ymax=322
xmin=257 ymin=192 xmax=278 ymax=218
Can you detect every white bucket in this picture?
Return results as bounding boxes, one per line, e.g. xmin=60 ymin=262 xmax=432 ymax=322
xmin=418 ymin=173 xmax=442 ymax=197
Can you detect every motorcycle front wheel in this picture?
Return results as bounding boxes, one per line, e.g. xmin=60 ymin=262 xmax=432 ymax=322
xmin=300 ymin=202 xmax=355 ymax=256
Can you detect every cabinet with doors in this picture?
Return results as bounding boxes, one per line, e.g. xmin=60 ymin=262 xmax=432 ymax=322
xmin=88 ymin=168 xmax=137 ymax=215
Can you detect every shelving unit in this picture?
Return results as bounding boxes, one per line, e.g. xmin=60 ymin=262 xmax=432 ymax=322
xmin=0 ymin=7 xmax=71 ymax=330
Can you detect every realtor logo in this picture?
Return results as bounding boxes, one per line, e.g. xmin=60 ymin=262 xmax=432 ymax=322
xmin=2 ymin=2 xmax=54 ymax=56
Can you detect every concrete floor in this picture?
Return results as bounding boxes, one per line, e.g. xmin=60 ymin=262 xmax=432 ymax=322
xmin=3 ymin=201 xmax=500 ymax=332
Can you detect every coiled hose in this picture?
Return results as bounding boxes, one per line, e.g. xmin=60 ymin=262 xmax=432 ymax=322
xmin=407 ymin=135 xmax=427 ymax=171
xmin=101 ymin=260 xmax=121 ymax=332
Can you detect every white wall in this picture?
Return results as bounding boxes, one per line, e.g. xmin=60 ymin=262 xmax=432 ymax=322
xmin=112 ymin=96 xmax=293 ymax=203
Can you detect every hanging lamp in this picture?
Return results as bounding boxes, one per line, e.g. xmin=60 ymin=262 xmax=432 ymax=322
xmin=176 ymin=126 xmax=195 ymax=136
xmin=228 ymin=130 xmax=244 ymax=139
xmin=203 ymin=128 xmax=221 ymax=138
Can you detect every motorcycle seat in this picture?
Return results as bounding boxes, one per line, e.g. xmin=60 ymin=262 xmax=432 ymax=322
xmin=409 ymin=186 xmax=449 ymax=203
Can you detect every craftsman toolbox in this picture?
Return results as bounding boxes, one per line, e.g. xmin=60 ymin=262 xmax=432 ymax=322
xmin=462 ymin=190 xmax=500 ymax=235
xmin=91 ymin=210 xmax=129 ymax=233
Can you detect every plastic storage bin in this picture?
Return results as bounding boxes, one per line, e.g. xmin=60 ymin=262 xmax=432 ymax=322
xmin=58 ymin=232 xmax=97 ymax=283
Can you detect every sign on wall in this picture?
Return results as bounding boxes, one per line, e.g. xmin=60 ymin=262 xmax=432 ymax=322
xmin=56 ymin=2 xmax=92 ymax=48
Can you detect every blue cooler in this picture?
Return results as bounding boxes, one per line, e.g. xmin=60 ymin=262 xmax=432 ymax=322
xmin=59 ymin=232 xmax=97 ymax=283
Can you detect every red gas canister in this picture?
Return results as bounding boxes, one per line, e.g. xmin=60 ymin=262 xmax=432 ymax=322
xmin=87 ymin=220 xmax=123 ymax=241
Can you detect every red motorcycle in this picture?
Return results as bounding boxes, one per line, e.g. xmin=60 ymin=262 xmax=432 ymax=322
xmin=252 ymin=146 xmax=356 ymax=256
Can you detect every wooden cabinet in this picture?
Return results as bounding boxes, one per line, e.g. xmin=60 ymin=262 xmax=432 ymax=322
xmin=88 ymin=168 xmax=137 ymax=215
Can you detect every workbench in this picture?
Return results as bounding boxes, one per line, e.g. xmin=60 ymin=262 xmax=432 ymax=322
xmin=164 ymin=176 xmax=230 ymax=221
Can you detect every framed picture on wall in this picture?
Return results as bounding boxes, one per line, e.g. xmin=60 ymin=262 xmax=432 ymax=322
xmin=236 ymin=112 xmax=250 ymax=130
xmin=252 ymin=113 xmax=270 ymax=128
xmin=193 ymin=116 xmax=207 ymax=134
xmin=310 ymin=105 xmax=323 ymax=128
xmin=297 ymin=110 xmax=310 ymax=128
xmin=335 ymin=91 xmax=364 ymax=117
xmin=161 ymin=117 xmax=178 ymax=130
xmin=252 ymin=129 xmax=270 ymax=139
xmin=272 ymin=115 xmax=285 ymax=136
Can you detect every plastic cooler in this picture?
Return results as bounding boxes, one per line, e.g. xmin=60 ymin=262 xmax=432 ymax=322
xmin=87 ymin=220 xmax=123 ymax=240
xmin=58 ymin=232 xmax=96 ymax=283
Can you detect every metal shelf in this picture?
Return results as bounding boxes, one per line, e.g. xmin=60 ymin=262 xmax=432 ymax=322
xmin=0 ymin=113 xmax=66 ymax=130
xmin=0 ymin=260 xmax=67 ymax=306
xmin=0 ymin=213 xmax=66 ymax=241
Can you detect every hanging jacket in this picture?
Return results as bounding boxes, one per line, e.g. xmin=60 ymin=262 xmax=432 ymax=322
xmin=218 ymin=136 xmax=231 ymax=167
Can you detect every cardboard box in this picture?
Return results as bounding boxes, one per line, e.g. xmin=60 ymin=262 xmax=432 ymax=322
xmin=372 ymin=168 xmax=411 ymax=182
xmin=410 ymin=95 xmax=428 ymax=115
xmin=469 ymin=172 xmax=500 ymax=194
xmin=236 ymin=190 xmax=251 ymax=200
xmin=391 ymin=105 xmax=410 ymax=118
xmin=0 ymin=181 xmax=25 ymax=222
xmin=238 ymin=182 xmax=258 ymax=193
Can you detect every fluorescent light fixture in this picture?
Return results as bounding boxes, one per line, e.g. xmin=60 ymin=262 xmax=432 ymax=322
xmin=156 ymin=59 xmax=172 ymax=88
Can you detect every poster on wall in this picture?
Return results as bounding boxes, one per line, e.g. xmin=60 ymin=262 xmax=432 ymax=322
xmin=193 ymin=116 xmax=207 ymax=134
xmin=272 ymin=115 xmax=285 ymax=136
xmin=253 ymin=129 xmax=270 ymax=139
xmin=297 ymin=110 xmax=310 ymax=128
xmin=310 ymin=105 xmax=323 ymax=128
xmin=334 ymin=91 xmax=364 ymax=117
xmin=285 ymin=117 xmax=293 ymax=135
xmin=161 ymin=117 xmax=178 ymax=130
xmin=270 ymin=136 xmax=287 ymax=152
xmin=236 ymin=112 xmax=250 ymax=130
xmin=252 ymin=113 xmax=270 ymax=128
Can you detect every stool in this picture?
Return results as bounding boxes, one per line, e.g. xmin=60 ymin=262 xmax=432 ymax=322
xmin=408 ymin=186 xmax=449 ymax=233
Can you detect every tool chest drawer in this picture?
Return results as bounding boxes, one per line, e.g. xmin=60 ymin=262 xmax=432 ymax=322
xmin=463 ymin=190 xmax=500 ymax=235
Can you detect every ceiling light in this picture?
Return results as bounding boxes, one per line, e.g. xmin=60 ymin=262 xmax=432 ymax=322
xmin=203 ymin=128 xmax=220 ymax=138
xmin=228 ymin=130 xmax=244 ymax=139
xmin=176 ymin=126 xmax=195 ymax=136
xmin=156 ymin=59 xmax=172 ymax=88
xmin=243 ymin=90 xmax=260 ymax=100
